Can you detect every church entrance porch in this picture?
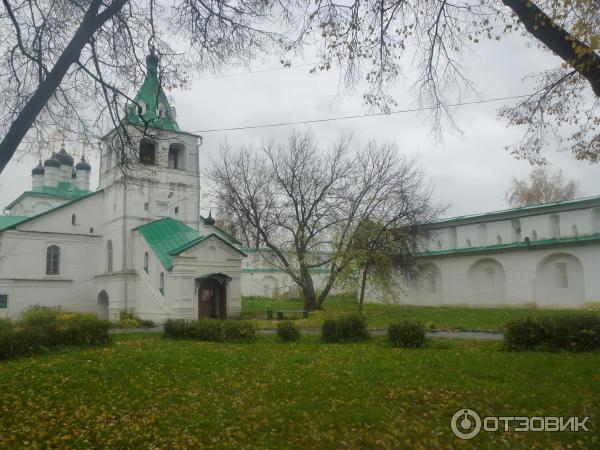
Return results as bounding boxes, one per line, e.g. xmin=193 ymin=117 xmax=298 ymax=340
xmin=196 ymin=274 xmax=230 ymax=319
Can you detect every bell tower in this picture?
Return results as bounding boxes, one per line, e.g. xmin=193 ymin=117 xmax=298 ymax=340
xmin=99 ymin=49 xmax=202 ymax=230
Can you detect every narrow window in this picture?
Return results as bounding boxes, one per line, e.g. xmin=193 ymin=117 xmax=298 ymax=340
xmin=436 ymin=240 xmax=442 ymax=250
xmin=478 ymin=224 xmax=487 ymax=247
xmin=46 ymin=245 xmax=60 ymax=275
xmin=571 ymin=225 xmax=578 ymax=237
xmin=0 ymin=294 xmax=7 ymax=309
xmin=496 ymin=235 xmax=502 ymax=245
xmin=556 ymin=262 xmax=568 ymax=288
xmin=466 ymin=238 xmax=472 ymax=248
xmin=106 ymin=240 xmax=113 ymax=272
xmin=174 ymin=207 xmax=179 ymax=214
xmin=531 ymin=230 xmax=538 ymax=241
xmin=144 ymin=202 xmax=149 ymax=211
xmin=448 ymin=227 xmax=457 ymax=249
xmin=90 ymin=227 xmax=94 ymax=234
xmin=71 ymin=214 xmax=76 ymax=225
xmin=549 ymin=214 xmax=560 ymax=239
xmin=511 ymin=219 xmax=522 ymax=242
xmin=159 ymin=272 xmax=165 ymax=295
xmin=144 ymin=252 xmax=149 ymax=273
xmin=139 ymin=139 xmax=156 ymax=165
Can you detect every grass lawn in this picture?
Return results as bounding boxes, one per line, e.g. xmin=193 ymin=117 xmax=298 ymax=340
xmin=242 ymin=294 xmax=600 ymax=331
xmin=0 ymin=334 xmax=598 ymax=449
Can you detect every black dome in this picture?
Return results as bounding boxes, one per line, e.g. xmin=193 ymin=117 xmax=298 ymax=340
xmin=57 ymin=146 xmax=74 ymax=166
xmin=43 ymin=153 xmax=61 ymax=168
xmin=76 ymin=156 xmax=91 ymax=171
xmin=204 ymin=210 xmax=216 ymax=226
xmin=31 ymin=161 xmax=45 ymax=175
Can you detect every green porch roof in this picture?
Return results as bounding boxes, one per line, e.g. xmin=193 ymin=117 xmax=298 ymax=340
xmin=136 ymin=218 xmax=246 ymax=271
xmin=5 ymin=183 xmax=91 ymax=210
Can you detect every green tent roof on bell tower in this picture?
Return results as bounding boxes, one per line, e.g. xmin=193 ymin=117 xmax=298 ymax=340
xmin=127 ymin=49 xmax=180 ymax=132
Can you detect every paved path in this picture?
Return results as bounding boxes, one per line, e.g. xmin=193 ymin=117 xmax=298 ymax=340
xmin=110 ymin=327 xmax=503 ymax=340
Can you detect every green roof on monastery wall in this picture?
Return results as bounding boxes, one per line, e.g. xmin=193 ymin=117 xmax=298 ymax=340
xmin=136 ymin=217 xmax=246 ymax=271
xmin=420 ymin=233 xmax=600 ymax=258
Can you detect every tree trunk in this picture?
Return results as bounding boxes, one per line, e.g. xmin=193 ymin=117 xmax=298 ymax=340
xmin=358 ymin=265 xmax=370 ymax=313
xmin=0 ymin=0 xmax=128 ymax=173
xmin=502 ymin=0 xmax=600 ymax=97
xmin=300 ymin=266 xmax=320 ymax=310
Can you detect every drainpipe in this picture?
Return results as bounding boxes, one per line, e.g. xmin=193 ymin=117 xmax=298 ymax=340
xmin=122 ymin=176 xmax=128 ymax=311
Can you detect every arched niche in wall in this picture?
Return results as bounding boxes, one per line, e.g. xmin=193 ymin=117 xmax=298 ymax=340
xmin=415 ymin=263 xmax=443 ymax=306
xmin=467 ymin=258 xmax=506 ymax=306
xmin=260 ymin=275 xmax=278 ymax=298
xmin=534 ymin=253 xmax=584 ymax=307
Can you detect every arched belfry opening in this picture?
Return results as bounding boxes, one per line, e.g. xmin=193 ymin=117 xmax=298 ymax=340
xmin=139 ymin=138 xmax=156 ymax=165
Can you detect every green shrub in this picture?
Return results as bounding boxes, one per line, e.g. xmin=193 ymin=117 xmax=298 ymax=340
xmin=277 ymin=321 xmax=301 ymax=342
xmin=0 ymin=312 xmax=110 ymax=360
xmin=0 ymin=318 xmax=13 ymax=333
xmin=550 ymin=314 xmax=600 ymax=352
xmin=190 ymin=320 xmax=223 ymax=341
xmin=504 ymin=314 xmax=600 ymax=352
xmin=222 ymin=320 xmax=256 ymax=342
xmin=388 ymin=321 xmax=426 ymax=348
xmin=321 ymin=314 xmax=369 ymax=342
xmin=140 ymin=319 xmax=156 ymax=328
xmin=113 ymin=318 xmax=142 ymax=329
xmin=504 ymin=317 xmax=553 ymax=351
xmin=163 ymin=319 xmax=256 ymax=342
xmin=20 ymin=306 xmax=61 ymax=326
xmin=119 ymin=310 xmax=139 ymax=321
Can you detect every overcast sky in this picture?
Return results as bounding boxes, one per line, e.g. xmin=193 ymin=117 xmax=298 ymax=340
xmin=0 ymin=31 xmax=598 ymax=219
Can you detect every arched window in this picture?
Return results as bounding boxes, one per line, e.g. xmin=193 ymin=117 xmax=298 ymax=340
xmin=143 ymin=252 xmax=149 ymax=273
xmin=46 ymin=245 xmax=60 ymax=275
xmin=466 ymin=238 xmax=472 ymax=248
xmin=139 ymin=139 xmax=156 ymax=165
xmin=71 ymin=214 xmax=76 ymax=225
xmin=137 ymin=100 xmax=146 ymax=115
xmin=159 ymin=272 xmax=165 ymax=295
xmin=511 ymin=218 xmax=522 ymax=242
xmin=531 ymin=230 xmax=538 ymax=241
xmin=106 ymin=240 xmax=113 ymax=272
xmin=496 ymin=235 xmax=502 ymax=245
xmin=436 ymin=240 xmax=442 ymax=250
xmin=157 ymin=103 xmax=166 ymax=118
xmin=571 ymin=225 xmax=578 ymax=237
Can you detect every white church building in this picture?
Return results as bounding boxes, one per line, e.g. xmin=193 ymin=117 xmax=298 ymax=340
xmin=0 ymin=52 xmax=247 ymax=322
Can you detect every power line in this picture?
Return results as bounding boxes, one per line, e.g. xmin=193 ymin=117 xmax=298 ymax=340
xmin=191 ymin=93 xmax=533 ymax=134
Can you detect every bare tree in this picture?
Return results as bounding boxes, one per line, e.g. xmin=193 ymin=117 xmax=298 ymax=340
xmin=0 ymin=0 xmax=284 ymax=173
xmin=505 ymin=166 xmax=580 ymax=207
xmin=287 ymin=0 xmax=599 ymax=162
xmin=208 ymin=131 xmax=436 ymax=310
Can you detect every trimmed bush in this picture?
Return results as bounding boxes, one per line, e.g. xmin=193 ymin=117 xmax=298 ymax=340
xmin=321 ymin=314 xmax=369 ymax=342
xmin=277 ymin=321 xmax=301 ymax=342
xmin=140 ymin=320 xmax=156 ymax=328
xmin=163 ymin=319 xmax=256 ymax=342
xmin=113 ymin=318 xmax=142 ymax=329
xmin=388 ymin=320 xmax=426 ymax=348
xmin=504 ymin=314 xmax=600 ymax=352
xmin=222 ymin=320 xmax=256 ymax=342
xmin=0 ymin=312 xmax=110 ymax=360
xmin=504 ymin=317 xmax=552 ymax=351
xmin=20 ymin=306 xmax=61 ymax=326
